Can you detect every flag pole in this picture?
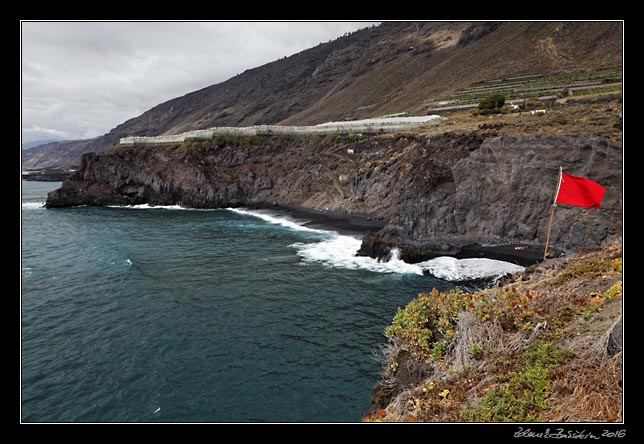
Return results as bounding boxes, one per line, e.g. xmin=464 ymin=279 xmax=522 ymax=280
xmin=543 ymin=166 xmax=563 ymax=261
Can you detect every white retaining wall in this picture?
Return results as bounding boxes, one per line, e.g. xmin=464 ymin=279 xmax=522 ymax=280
xmin=119 ymin=119 xmax=444 ymax=145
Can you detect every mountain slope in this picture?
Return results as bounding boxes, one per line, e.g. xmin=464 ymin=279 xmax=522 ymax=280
xmin=21 ymin=138 xmax=97 ymax=170
xmin=22 ymin=21 xmax=622 ymax=170
xmin=22 ymin=139 xmax=60 ymax=151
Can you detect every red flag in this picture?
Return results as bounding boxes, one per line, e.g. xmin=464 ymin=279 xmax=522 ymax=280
xmin=555 ymin=172 xmax=605 ymax=208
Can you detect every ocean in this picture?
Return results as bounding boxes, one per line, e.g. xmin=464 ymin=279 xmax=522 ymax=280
xmin=21 ymin=180 xmax=456 ymax=423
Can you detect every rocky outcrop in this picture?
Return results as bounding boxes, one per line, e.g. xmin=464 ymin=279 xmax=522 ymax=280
xmin=607 ymin=315 xmax=622 ymax=356
xmin=46 ymin=131 xmax=622 ymax=259
xmin=359 ymin=133 xmax=622 ymax=261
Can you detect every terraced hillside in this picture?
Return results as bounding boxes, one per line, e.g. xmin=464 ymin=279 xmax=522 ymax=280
xmin=428 ymin=68 xmax=622 ymax=111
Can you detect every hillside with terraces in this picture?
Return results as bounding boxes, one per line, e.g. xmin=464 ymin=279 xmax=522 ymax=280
xmin=428 ymin=68 xmax=622 ymax=113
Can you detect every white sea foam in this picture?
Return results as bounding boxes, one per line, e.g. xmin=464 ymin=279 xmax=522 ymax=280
xmin=22 ymin=202 xmax=44 ymax=209
xmin=226 ymin=208 xmax=329 ymax=234
xmin=108 ymin=204 xmax=190 ymax=210
xmin=226 ymin=208 xmax=421 ymax=274
xmin=292 ymin=237 xmax=424 ymax=275
xmin=417 ymin=256 xmax=524 ymax=282
xmin=225 ymin=207 xmax=523 ymax=279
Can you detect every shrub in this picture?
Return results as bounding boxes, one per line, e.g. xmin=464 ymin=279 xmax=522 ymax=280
xmin=478 ymin=94 xmax=506 ymax=111
xmin=385 ymin=287 xmax=536 ymax=360
xmin=430 ymin=342 xmax=448 ymax=360
xmin=459 ymin=341 xmax=573 ymax=422
xmin=386 ymin=293 xmax=434 ymax=356
xmin=549 ymin=253 xmax=620 ymax=287
xmin=469 ymin=344 xmax=484 ymax=360
xmin=475 ymin=287 xmax=536 ymax=331
xmin=604 ymin=281 xmax=622 ymax=299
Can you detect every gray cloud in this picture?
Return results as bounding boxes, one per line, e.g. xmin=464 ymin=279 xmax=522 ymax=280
xmin=21 ymin=21 xmax=378 ymax=144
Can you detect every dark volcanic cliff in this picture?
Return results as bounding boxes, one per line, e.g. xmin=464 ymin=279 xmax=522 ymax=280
xmin=359 ymin=132 xmax=622 ymax=262
xmin=46 ymin=129 xmax=622 ymax=260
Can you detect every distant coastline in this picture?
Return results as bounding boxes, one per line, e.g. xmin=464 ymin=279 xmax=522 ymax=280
xmin=22 ymin=170 xmax=75 ymax=182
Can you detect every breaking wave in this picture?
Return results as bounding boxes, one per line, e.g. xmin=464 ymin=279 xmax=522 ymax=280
xmin=228 ymin=208 xmax=523 ymax=280
xmin=417 ymin=256 xmax=524 ymax=282
xmin=226 ymin=208 xmax=328 ymax=234
xmin=292 ymin=237 xmax=424 ymax=275
xmin=22 ymin=202 xmax=45 ymax=209
xmin=108 ymin=204 xmax=198 ymax=210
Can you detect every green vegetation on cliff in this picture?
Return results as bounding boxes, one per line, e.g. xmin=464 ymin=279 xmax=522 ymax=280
xmin=364 ymin=242 xmax=622 ymax=422
xmin=385 ymin=287 xmax=536 ymax=361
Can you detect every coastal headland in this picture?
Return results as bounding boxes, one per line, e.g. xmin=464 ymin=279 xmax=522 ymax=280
xmin=46 ymin=101 xmax=622 ymax=267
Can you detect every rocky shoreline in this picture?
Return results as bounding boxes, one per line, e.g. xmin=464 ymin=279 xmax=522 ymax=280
xmin=226 ymin=204 xmax=551 ymax=290
xmin=46 ymin=130 xmax=621 ymax=266
xmin=254 ymin=204 xmax=555 ymax=272
xmin=246 ymin=202 xmax=388 ymax=237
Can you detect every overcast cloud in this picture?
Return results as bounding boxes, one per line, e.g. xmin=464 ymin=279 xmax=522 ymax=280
xmin=21 ymin=21 xmax=378 ymax=144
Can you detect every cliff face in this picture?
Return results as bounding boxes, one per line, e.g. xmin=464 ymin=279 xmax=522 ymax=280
xmin=46 ymin=129 xmax=622 ymax=258
xmin=361 ymin=132 xmax=622 ymax=261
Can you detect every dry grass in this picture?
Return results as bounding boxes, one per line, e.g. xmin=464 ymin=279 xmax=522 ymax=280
xmin=420 ymin=98 xmax=622 ymax=143
xmin=449 ymin=311 xmax=482 ymax=373
xmin=364 ymin=241 xmax=623 ymax=423
xmin=546 ymin=352 xmax=622 ymax=422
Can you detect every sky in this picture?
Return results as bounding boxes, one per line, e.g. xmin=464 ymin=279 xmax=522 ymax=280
xmin=21 ymin=21 xmax=378 ymax=145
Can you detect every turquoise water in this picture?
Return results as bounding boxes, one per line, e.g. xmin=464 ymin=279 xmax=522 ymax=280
xmin=21 ymin=181 xmax=453 ymax=423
